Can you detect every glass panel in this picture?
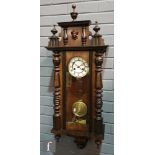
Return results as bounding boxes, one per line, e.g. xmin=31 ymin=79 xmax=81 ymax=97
xmin=65 ymin=51 xmax=90 ymax=135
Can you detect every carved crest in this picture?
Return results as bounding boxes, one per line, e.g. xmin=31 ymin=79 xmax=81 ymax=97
xmin=71 ymin=30 xmax=79 ymax=40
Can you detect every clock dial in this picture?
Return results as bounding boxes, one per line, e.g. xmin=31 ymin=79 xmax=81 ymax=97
xmin=68 ymin=56 xmax=89 ymax=78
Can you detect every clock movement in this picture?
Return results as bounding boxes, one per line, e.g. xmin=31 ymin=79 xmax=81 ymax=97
xmin=46 ymin=4 xmax=108 ymax=149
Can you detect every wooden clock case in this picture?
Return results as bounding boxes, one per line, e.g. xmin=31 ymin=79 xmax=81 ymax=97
xmin=46 ymin=5 xmax=108 ymax=149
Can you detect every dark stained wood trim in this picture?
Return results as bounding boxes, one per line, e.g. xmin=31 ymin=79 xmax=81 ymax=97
xmin=46 ymin=45 xmax=108 ymax=52
xmin=58 ymin=20 xmax=91 ymax=28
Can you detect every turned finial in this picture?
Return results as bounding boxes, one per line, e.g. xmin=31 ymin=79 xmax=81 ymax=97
xmin=48 ymin=25 xmax=59 ymax=47
xmin=92 ymin=21 xmax=103 ymax=45
xmin=70 ymin=4 xmax=78 ymax=21
xmin=93 ymin=21 xmax=100 ymax=34
xmin=51 ymin=25 xmax=58 ymax=36
xmin=72 ymin=4 xmax=76 ymax=10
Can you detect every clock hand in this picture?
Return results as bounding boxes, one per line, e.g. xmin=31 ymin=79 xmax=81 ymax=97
xmin=74 ymin=63 xmax=79 ymax=67
xmin=74 ymin=63 xmax=81 ymax=69
xmin=79 ymin=62 xmax=86 ymax=67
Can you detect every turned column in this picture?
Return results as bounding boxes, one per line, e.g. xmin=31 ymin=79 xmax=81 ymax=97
xmin=94 ymin=49 xmax=104 ymax=147
xmin=63 ymin=28 xmax=68 ymax=46
xmin=81 ymin=26 xmax=87 ymax=46
xmin=53 ymin=50 xmax=61 ymax=140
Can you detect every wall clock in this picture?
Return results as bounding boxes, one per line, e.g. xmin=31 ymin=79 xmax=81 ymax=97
xmin=46 ymin=4 xmax=108 ymax=149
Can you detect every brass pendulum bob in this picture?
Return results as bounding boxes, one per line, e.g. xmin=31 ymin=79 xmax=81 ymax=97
xmin=72 ymin=100 xmax=87 ymax=125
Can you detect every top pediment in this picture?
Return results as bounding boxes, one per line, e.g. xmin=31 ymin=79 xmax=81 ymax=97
xmin=47 ymin=4 xmax=106 ymax=48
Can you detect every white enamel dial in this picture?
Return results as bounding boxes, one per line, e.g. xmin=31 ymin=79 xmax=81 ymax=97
xmin=68 ymin=56 xmax=89 ymax=78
